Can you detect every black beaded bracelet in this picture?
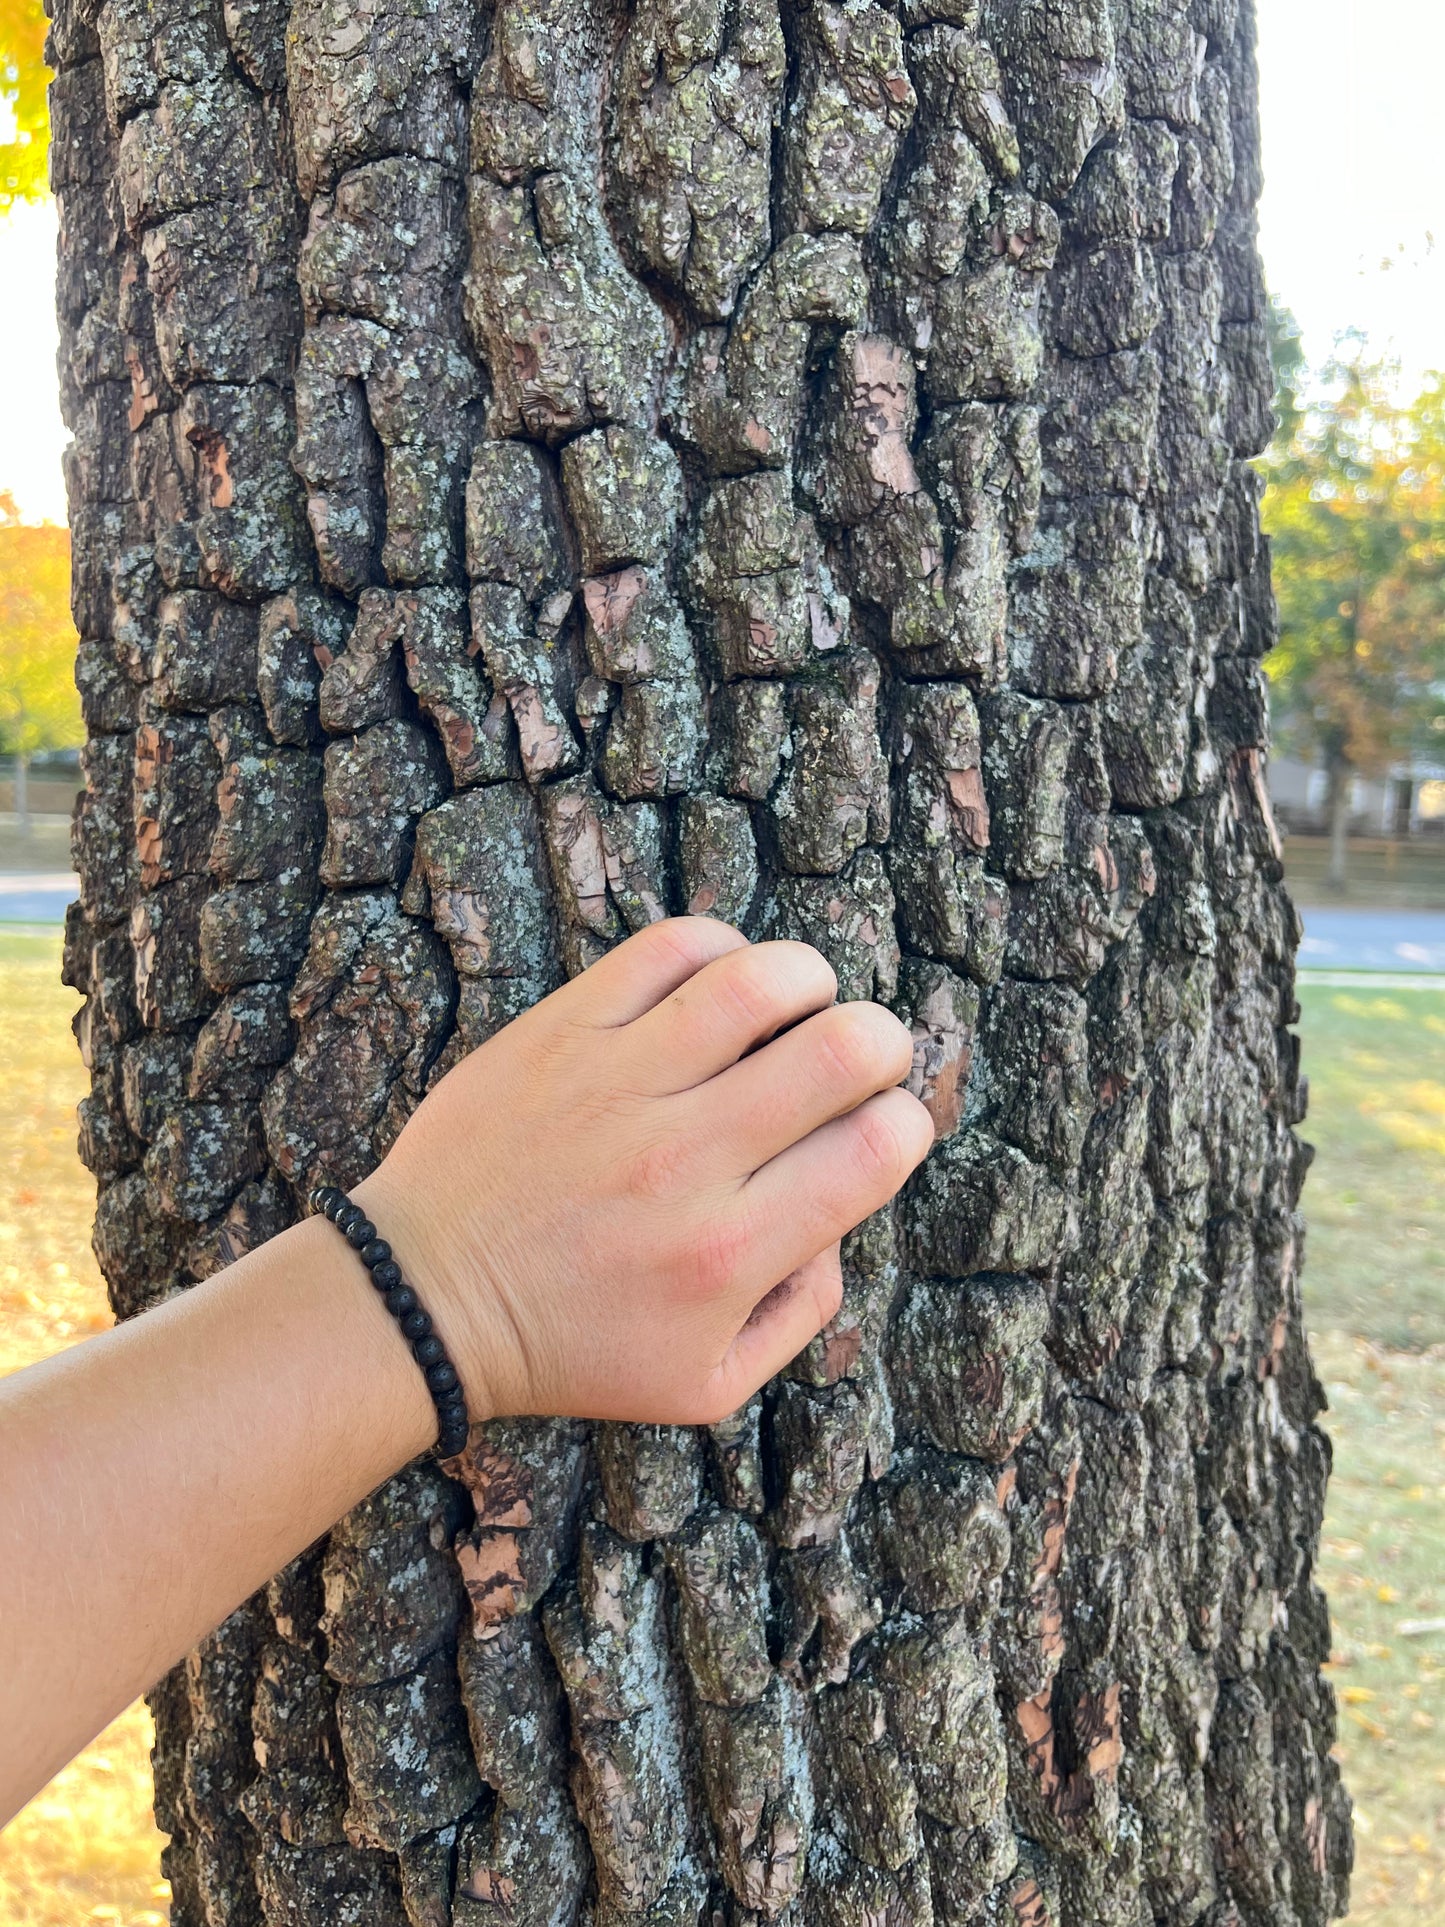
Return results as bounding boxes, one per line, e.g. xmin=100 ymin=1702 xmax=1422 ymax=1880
xmin=310 ymin=1185 xmax=471 ymax=1459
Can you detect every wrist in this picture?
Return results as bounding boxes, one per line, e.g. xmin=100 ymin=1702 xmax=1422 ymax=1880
xmin=311 ymin=1182 xmax=475 ymax=1456
xmin=347 ymin=1165 xmax=516 ymax=1427
xmin=289 ymin=1213 xmax=441 ymax=1470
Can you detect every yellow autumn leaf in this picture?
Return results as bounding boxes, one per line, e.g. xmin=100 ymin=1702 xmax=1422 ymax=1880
xmin=1346 ymin=1709 xmax=1388 ymax=1739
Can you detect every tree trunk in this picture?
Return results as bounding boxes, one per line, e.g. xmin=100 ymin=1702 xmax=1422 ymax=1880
xmin=14 ymin=751 xmax=30 ymax=835
xmin=1326 ymin=757 xmax=1349 ymax=891
xmin=54 ymin=0 xmax=1349 ymax=1920
xmin=1391 ymin=775 xmax=1412 ymax=842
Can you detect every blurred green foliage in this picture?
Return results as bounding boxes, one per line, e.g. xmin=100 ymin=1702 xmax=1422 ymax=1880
xmin=1261 ymin=304 xmax=1445 ymax=790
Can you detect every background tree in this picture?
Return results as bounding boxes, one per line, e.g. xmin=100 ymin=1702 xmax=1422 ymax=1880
xmin=0 ymin=492 xmax=82 ymax=829
xmin=1261 ymin=324 xmax=1445 ymax=883
xmin=52 ymin=0 xmax=1350 ymax=1921
xmin=0 ymin=0 xmax=49 ymax=208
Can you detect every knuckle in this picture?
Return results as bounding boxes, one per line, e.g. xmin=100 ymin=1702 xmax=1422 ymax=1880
xmin=623 ymin=1132 xmax=693 ymax=1202
xmin=687 ymin=1212 xmax=751 ymax=1295
xmin=849 ymin=1103 xmax=909 ymax=1187
xmin=813 ymin=1011 xmax=874 ymax=1090
xmin=713 ymin=954 xmax=783 ymax=1033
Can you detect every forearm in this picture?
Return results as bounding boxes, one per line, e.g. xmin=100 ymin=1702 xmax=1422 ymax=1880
xmin=0 ymin=922 xmax=930 ymax=1826
xmin=0 ymin=1211 xmax=439 ymax=1826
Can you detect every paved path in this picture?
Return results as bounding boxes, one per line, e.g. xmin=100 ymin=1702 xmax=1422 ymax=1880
xmin=4 ymin=876 xmax=1444 ymax=980
xmin=1298 ymin=907 xmax=1445 ymax=974
xmin=0 ymin=872 xmax=75 ymax=924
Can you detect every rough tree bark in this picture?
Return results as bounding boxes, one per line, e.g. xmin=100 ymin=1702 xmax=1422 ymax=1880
xmin=53 ymin=0 xmax=1351 ymax=1918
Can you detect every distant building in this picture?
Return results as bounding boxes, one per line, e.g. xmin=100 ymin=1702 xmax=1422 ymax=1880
xmin=1268 ymin=755 xmax=1445 ymax=835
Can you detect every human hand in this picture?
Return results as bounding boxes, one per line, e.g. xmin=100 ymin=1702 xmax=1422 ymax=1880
xmin=354 ymin=918 xmax=933 ymax=1427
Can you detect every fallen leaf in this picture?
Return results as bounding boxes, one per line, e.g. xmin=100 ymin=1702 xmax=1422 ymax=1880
xmin=1346 ymin=1709 xmax=1388 ymax=1740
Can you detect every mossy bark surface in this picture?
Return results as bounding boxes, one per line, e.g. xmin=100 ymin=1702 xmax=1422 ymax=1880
xmin=53 ymin=0 xmax=1350 ymax=1917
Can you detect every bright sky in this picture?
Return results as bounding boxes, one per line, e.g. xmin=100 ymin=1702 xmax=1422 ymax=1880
xmin=1256 ymin=0 xmax=1445 ymax=387
xmin=0 ymin=0 xmax=1441 ymax=523
xmin=0 ymin=197 xmax=66 ymax=522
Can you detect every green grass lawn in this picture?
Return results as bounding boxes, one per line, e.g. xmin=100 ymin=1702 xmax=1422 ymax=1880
xmin=1297 ymin=980 xmax=1445 ymax=1920
xmin=0 ymin=931 xmax=1439 ymax=1922
xmin=1298 ymin=985 xmax=1445 ymax=1347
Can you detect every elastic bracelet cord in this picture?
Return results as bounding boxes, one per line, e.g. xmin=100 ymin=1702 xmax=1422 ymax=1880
xmin=310 ymin=1186 xmax=471 ymax=1460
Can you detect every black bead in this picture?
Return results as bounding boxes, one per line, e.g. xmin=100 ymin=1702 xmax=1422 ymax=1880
xmin=320 ymin=1198 xmax=468 ymax=1453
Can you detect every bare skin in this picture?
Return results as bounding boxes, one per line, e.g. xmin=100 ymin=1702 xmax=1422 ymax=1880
xmin=0 ymin=918 xmax=932 ymax=1826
